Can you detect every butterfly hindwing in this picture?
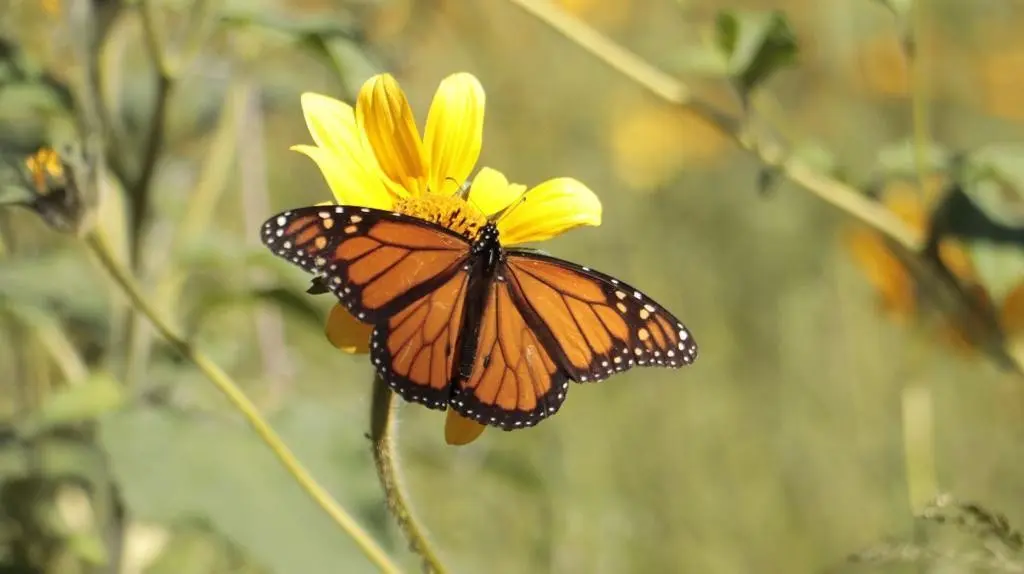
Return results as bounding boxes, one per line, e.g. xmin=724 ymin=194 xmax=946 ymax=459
xmin=261 ymin=205 xmax=473 ymax=324
xmin=449 ymin=278 xmax=570 ymax=430
xmin=368 ymin=268 xmax=471 ymax=410
xmin=503 ymin=250 xmax=698 ymax=383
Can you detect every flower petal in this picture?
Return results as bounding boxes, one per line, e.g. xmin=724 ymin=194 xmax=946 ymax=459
xmin=496 ymin=177 xmax=603 ymax=245
xmin=325 ymin=303 xmax=374 ymax=354
xmin=301 ymin=92 xmax=360 ymax=154
xmin=424 ymin=73 xmax=485 ymax=196
xmin=292 ymin=145 xmax=394 ymax=210
xmin=466 ymin=167 xmax=526 ymax=218
xmin=444 ymin=410 xmax=486 ymax=445
xmin=356 ymin=74 xmax=428 ymax=196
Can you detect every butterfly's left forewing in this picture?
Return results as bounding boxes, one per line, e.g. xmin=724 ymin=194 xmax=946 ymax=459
xmin=503 ymin=250 xmax=698 ymax=383
xmin=261 ymin=206 xmax=473 ymax=324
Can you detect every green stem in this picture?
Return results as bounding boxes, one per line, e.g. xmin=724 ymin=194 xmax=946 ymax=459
xmin=369 ymin=375 xmax=447 ymax=574
xmin=128 ymin=0 xmax=173 ymax=269
xmin=907 ymin=0 xmax=930 ymax=189
xmin=84 ymin=229 xmax=402 ymax=574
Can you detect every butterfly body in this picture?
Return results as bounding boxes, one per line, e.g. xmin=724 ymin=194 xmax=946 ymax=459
xmin=262 ymin=205 xmax=698 ymax=431
xmin=452 ymin=222 xmax=504 ymax=385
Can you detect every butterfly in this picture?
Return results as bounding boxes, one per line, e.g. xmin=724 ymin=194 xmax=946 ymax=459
xmin=261 ymin=204 xmax=698 ymax=431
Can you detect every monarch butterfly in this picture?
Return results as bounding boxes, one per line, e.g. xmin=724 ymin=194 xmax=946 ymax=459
xmin=261 ymin=204 xmax=698 ymax=430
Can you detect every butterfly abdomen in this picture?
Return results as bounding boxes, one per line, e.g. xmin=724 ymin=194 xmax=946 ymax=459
xmin=450 ymin=223 xmax=504 ymax=387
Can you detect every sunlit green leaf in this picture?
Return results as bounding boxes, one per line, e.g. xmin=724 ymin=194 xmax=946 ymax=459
xmin=876 ymin=139 xmax=950 ymax=179
xmin=959 ymin=143 xmax=1024 ymax=230
xmin=968 ymin=243 xmax=1024 ymax=304
xmin=791 ymin=142 xmax=839 ymax=178
xmin=714 ymin=10 xmax=798 ymax=97
xmin=100 ymin=402 xmax=394 ymax=574
xmin=66 ymin=532 xmax=109 ymax=566
xmin=17 ymin=373 xmax=125 ymax=438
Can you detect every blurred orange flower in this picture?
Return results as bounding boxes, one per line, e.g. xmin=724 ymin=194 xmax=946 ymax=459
xmin=977 ymin=45 xmax=1024 ymax=121
xmin=608 ymin=98 xmax=730 ymax=191
xmin=850 ymin=34 xmax=909 ymax=98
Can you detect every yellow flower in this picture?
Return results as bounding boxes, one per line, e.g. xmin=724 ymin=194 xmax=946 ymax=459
xmin=294 ymin=73 xmax=603 ymax=445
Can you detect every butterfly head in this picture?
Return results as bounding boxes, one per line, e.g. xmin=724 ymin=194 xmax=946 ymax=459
xmin=472 ymin=221 xmax=502 ymax=257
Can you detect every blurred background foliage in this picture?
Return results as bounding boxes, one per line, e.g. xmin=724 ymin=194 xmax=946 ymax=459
xmin=2 ymin=0 xmax=1024 ymax=572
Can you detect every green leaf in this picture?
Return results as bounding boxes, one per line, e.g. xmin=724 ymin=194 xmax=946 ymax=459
xmin=0 ymin=301 xmax=89 ymax=384
xmin=791 ymin=142 xmax=840 ymax=178
xmin=185 ymin=286 xmax=325 ymax=337
xmin=714 ymin=10 xmax=798 ymax=97
xmin=66 ymin=532 xmax=109 ymax=566
xmin=100 ymin=402 xmax=396 ymax=574
xmin=968 ymin=242 xmax=1024 ymax=304
xmin=145 ymin=519 xmax=270 ymax=574
xmin=959 ymin=143 xmax=1024 ymax=229
xmin=0 ymin=250 xmax=109 ymax=320
xmin=871 ymin=0 xmax=913 ymax=19
xmin=876 ymin=139 xmax=950 ymax=179
xmin=218 ymin=9 xmax=359 ymax=43
xmin=17 ymin=373 xmax=126 ymax=438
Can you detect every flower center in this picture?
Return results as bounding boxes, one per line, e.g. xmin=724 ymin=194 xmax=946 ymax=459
xmin=393 ymin=193 xmax=487 ymax=240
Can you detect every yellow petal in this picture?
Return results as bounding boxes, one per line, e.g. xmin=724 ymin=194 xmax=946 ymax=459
xmin=444 ymin=410 xmax=486 ymax=445
xmin=356 ymin=74 xmax=428 ymax=196
xmin=496 ymin=177 xmax=603 ymax=245
xmin=291 ymin=145 xmax=394 ymax=210
xmin=325 ymin=303 xmax=374 ymax=354
xmin=424 ymin=73 xmax=485 ymax=196
xmin=301 ymin=92 xmax=360 ymax=156
xmin=466 ymin=167 xmax=526 ymax=218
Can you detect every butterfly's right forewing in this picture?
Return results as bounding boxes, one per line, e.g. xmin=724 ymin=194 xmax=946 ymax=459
xmin=261 ymin=205 xmax=473 ymax=324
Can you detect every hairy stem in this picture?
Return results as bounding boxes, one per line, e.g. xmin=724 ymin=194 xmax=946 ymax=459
xmin=370 ymin=375 xmax=447 ymax=574
xmin=84 ymin=228 xmax=401 ymax=574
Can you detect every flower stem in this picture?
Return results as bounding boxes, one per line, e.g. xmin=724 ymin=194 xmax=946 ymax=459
xmin=369 ymin=374 xmax=447 ymax=574
xmin=84 ymin=228 xmax=402 ymax=574
xmin=506 ymin=0 xmax=920 ymax=252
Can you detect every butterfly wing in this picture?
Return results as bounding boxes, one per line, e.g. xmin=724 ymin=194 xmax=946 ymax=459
xmin=503 ymin=250 xmax=698 ymax=382
xmin=368 ymin=267 xmax=471 ymax=409
xmin=449 ymin=277 xmax=569 ymax=430
xmin=261 ymin=205 xmax=473 ymax=323
xmin=262 ymin=205 xmax=478 ymax=409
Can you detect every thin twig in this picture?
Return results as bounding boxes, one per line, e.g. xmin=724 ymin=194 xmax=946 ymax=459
xmin=504 ymin=0 xmax=920 ymax=253
xmin=906 ymin=0 xmax=930 ymax=189
xmin=84 ymin=227 xmax=402 ymax=574
xmin=370 ymin=375 xmax=448 ymax=574
xmin=128 ymin=0 xmax=173 ymax=269
xmin=238 ymin=86 xmax=295 ymax=402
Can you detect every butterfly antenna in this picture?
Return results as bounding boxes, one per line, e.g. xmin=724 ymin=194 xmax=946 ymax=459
xmin=445 ymin=175 xmax=489 ymax=215
xmin=491 ymin=186 xmax=531 ymax=225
